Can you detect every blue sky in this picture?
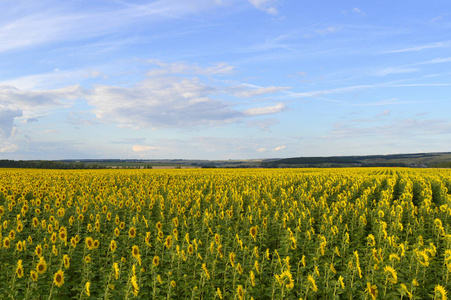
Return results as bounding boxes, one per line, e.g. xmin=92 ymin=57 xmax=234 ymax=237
xmin=1 ymin=0 xmax=451 ymax=160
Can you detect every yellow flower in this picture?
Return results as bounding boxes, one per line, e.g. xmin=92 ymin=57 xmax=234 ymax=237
xmin=365 ymin=282 xmax=378 ymax=300
xmin=152 ymin=256 xmax=160 ymax=267
xmin=113 ymin=262 xmax=120 ymax=279
xmin=202 ymin=263 xmax=210 ymax=279
xmin=129 ymin=227 xmax=136 ymax=238
xmin=307 ymin=274 xmax=318 ymax=292
xmin=435 ymin=285 xmax=448 ymax=300
xmin=110 ymin=240 xmax=117 ymax=252
xmin=85 ymin=237 xmax=94 ymax=250
xmin=63 ymin=254 xmax=70 ymax=269
xmin=217 ymin=287 xmax=223 ymax=299
xmin=383 ymin=265 xmax=397 ymax=284
xmin=250 ymin=270 xmax=255 ymax=287
xmin=36 ymin=257 xmax=47 ymax=274
xmin=170 ymin=280 xmax=176 ymax=288
xmin=237 ymin=285 xmax=244 ymax=300
xmin=53 ymin=270 xmax=65 ymax=287
xmin=165 ymin=235 xmax=172 ymax=248
xmin=30 ymin=270 xmax=38 ymax=282
xmin=250 ymin=226 xmax=257 ymax=241
xmin=278 ymin=270 xmax=294 ymax=289
xmin=131 ymin=275 xmax=139 ymax=296
xmin=16 ymin=260 xmax=24 ymax=278
xmin=400 ymin=283 xmax=413 ymax=299
xmin=338 ymin=276 xmax=345 ymax=289
xmin=229 ymin=252 xmax=236 ymax=267
xmin=85 ymin=281 xmax=91 ymax=296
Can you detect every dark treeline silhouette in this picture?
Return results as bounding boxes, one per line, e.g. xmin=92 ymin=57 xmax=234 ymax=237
xmin=0 ymin=160 xmax=105 ymax=169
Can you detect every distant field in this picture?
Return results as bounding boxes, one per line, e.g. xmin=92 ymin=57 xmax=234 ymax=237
xmin=0 ymin=168 xmax=450 ymax=299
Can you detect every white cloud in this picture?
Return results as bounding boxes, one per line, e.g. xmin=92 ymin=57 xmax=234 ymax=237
xmin=247 ymin=0 xmax=279 ymax=15
xmin=353 ymin=8 xmax=366 ymax=16
xmin=374 ymin=67 xmax=419 ymax=76
xmin=147 ymin=60 xmax=234 ymax=76
xmin=132 ymin=145 xmax=160 ymax=152
xmin=232 ymin=86 xmax=290 ymax=98
xmin=273 ymin=145 xmax=286 ymax=151
xmin=257 ymin=147 xmax=267 ymax=152
xmin=244 ymin=103 xmax=285 ymax=116
xmin=0 ymin=142 xmax=18 ymax=153
xmin=0 ymin=84 xmax=84 ymax=118
xmin=384 ymin=41 xmax=451 ymax=53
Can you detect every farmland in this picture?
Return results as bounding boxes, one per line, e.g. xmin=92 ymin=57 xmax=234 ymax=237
xmin=0 ymin=168 xmax=450 ymax=299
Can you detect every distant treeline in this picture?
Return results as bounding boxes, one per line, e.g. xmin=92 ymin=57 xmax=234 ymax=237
xmin=429 ymin=162 xmax=451 ymax=168
xmin=0 ymin=160 xmax=106 ymax=169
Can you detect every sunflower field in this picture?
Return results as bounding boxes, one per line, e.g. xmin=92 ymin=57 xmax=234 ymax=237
xmin=0 ymin=167 xmax=450 ymax=299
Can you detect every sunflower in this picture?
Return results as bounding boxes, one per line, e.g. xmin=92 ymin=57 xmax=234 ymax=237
xmin=435 ymin=285 xmax=448 ymax=300
xmin=237 ymin=285 xmax=244 ymax=300
xmin=114 ymin=227 xmax=120 ymax=237
xmin=229 ymin=252 xmax=236 ymax=267
xmin=131 ymin=275 xmax=139 ymax=296
xmin=9 ymin=229 xmax=15 ymax=240
xmin=85 ymin=255 xmax=91 ymax=264
xmin=156 ymin=222 xmax=162 ymax=231
xmin=307 ymin=275 xmax=318 ymax=292
xmin=113 ymin=262 xmax=119 ymax=279
xmin=33 ymin=245 xmax=43 ymax=258
xmin=214 ymin=234 xmax=221 ymax=245
xmin=93 ymin=240 xmax=100 ymax=249
xmin=16 ymin=241 xmax=23 ymax=252
xmin=32 ymin=217 xmax=39 ymax=228
xmin=110 ymin=240 xmax=117 ymax=252
xmin=59 ymin=227 xmax=67 ymax=242
xmin=365 ymin=282 xmax=378 ymax=300
xmin=165 ymin=235 xmax=172 ymax=249
xmin=16 ymin=260 xmax=24 ymax=278
xmin=278 ymin=270 xmax=294 ymax=289
xmin=170 ymin=280 xmax=176 ymax=288
xmin=152 ymin=256 xmax=160 ymax=267
xmin=250 ymin=226 xmax=257 ymax=241
xmin=129 ymin=227 xmax=136 ymax=238
xmin=188 ymin=244 xmax=194 ymax=255
xmin=85 ymin=281 xmax=91 ymax=296
xmin=53 ymin=270 xmax=64 ymax=287
xmin=30 ymin=270 xmax=38 ymax=282
xmin=202 ymin=263 xmax=210 ymax=279
xmin=383 ymin=265 xmax=398 ymax=284
xmin=36 ymin=257 xmax=47 ymax=274
xmin=250 ymin=270 xmax=255 ymax=287
xmin=86 ymin=237 xmax=94 ymax=250
xmin=119 ymin=222 xmax=125 ymax=230
xmin=132 ymin=245 xmax=140 ymax=260
xmin=63 ymin=254 xmax=70 ymax=269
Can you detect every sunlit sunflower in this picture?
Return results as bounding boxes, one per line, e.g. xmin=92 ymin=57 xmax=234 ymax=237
xmin=110 ymin=240 xmax=117 ymax=252
xmin=85 ymin=281 xmax=91 ymax=296
xmin=188 ymin=244 xmax=194 ymax=255
xmin=129 ymin=227 xmax=136 ymax=238
xmin=86 ymin=237 xmax=94 ymax=250
xmin=435 ymin=285 xmax=448 ymax=300
xmin=30 ymin=270 xmax=38 ymax=282
xmin=237 ymin=285 xmax=244 ymax=300
xmin=365 ymin=282 xmax=378 ymax=300
xmin=53 ymin=269 xmax=64 ymax=287
xmin=93 ymin=240 xmax=100 ymax=249
xmin=16 ymin=260 xmax=24 ymax=278
xmin=156 ymin=222 xmax=162 ymax=231
xmin=36 ymin=257 xmax=47 ymax=274
xmin=307 ymin=275 xmax=318 ymax=292
xmin=63 ymin=254 xmax=70 ymax=269
xmin=113 ymin=262 xmax=119 ymax=279
xmin=165 ymin=235 xmax=172 ymax=249
xmin=383 ymin=265 xmax=398 ymax=284
xmin=3 ymin=237 xmax=10 ymax=249
xmin=152 ymin=256 xmax=160 ymax=267
xmin=132 ymin=245 xmax=140 ymax=260
xmin=250 ymin=226 xmax=257 ymax=241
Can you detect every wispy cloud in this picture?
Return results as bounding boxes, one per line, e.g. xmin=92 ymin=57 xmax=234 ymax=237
xmin=384 ymin=41 xmax=451 ymax=53
xmin=374 ymin=67 xmax=419 ymax=76
xmin=247 ymin=0 xmax=279 ymax=15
